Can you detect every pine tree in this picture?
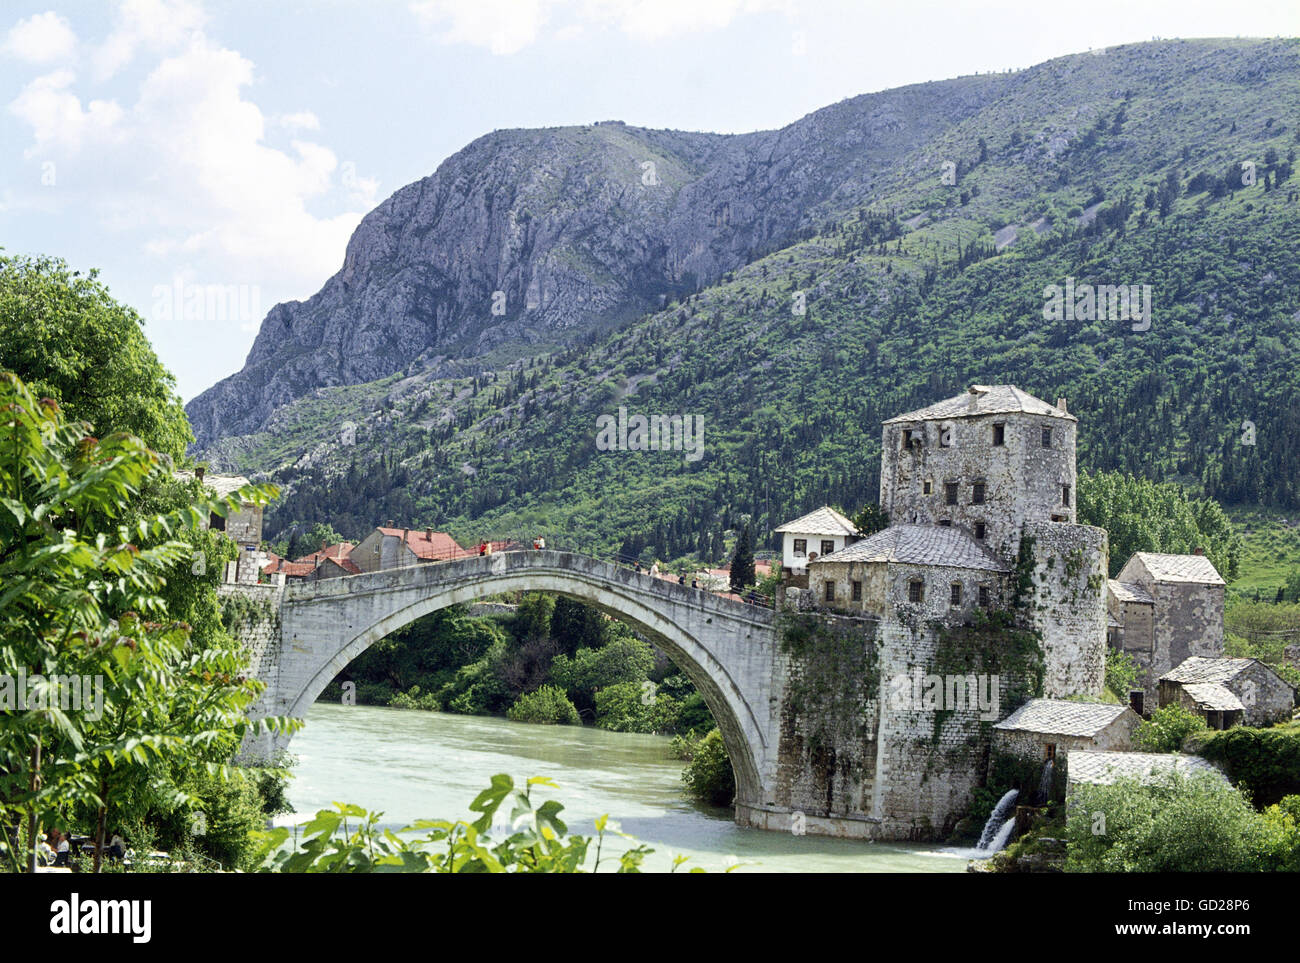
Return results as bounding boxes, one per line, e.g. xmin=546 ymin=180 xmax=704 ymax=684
xmin=730 ymin=521 xmax=756 ymax=592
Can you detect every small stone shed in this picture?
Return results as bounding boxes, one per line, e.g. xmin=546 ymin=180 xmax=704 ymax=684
xmin=1158 ymin=656 xmax=1296 ymax=729
xmin=993 ymin=699 xmax=1141 ymax=762
xmin=1064 ymin=750 xmax=1228 ymax=798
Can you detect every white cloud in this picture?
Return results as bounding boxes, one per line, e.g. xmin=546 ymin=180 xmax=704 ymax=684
xmin=4 ymin=11 xmax=77 ymax=64
xmin=7 ymin=33 xmax=376 ymax=297
xmin=410 ymin=0 xmax=796 ymax=53
xmin=93 ymin=0 xmax=207 ymax=79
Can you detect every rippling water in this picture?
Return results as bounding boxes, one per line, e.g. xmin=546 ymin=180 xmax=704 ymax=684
xmin=284 ymin=702 xmax=971 ymax=873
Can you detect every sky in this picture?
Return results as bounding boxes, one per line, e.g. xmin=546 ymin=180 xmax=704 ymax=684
xmin=1 ymin=0 xmax=1297 ymax=401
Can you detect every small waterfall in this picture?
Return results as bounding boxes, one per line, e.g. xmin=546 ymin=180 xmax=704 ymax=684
xmin=1035 ymin=758 xmax=1055 ymax=804
xmin=976 ymin=788 xmax=1019 ymax=851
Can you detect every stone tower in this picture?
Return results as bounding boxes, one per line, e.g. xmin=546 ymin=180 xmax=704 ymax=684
xmin=878 ymin=385 xmax=1108 ymax=696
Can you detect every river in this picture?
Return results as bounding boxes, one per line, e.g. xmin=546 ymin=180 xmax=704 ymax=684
xmin=284 ymin=703 xmax=973 ymax=873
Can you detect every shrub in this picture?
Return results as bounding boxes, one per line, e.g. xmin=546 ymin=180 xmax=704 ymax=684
xmin=681 ymin=729 xmax=735 ymax=807
xmin=1197 ymin=722 xmax=1300 ymax=807
xmin=1065 ymin=770 xmax=1267 ymax=872
xmin=1134 ymin=704 xmax=1207 ymax=752
xmin=1104 ymin=648 xmax=1138 ymax=701
xmin=506 ymin=685 xmax=580 ymax=725
xmin=593 ymin=681 xmax=681 ymax=733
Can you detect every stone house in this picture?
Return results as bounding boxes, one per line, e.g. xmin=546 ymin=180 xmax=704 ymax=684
xmin=1064 ymin=749 xmax=1228 ymax=798
xmin=807 ymin=523 xmax=1008 ymax=619
xmin=1108 ymin=551 xmax=1226 ymax=712
xmin=993 ymin=699 xmax=1141 ymax=762
xmin=1158 ymin=656 xmax=1296 ymax=728
xmin=299 ymin=541 xmax=360 ymax=580
xmin=773 ymin=506 xmax=858 ymax=578
xmin=176 ymin=468 xmax=265 ymax=584
xmin=351 ymin=526 xmax=468 ymax=573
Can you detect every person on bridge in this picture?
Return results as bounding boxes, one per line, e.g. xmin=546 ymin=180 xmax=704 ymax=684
xmin=649 ymin=561 xmax=660 ymax=578
xmin=533 ymin=536 xmax=545 ymax=550
xmin=478 ymin=540 xmax=488 ymax=556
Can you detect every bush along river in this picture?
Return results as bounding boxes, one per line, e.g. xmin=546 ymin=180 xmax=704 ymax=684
xmin=283 ymin=703 xmax=968 ymax=873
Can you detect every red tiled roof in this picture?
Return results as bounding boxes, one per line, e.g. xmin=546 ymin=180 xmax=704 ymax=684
xmin=264 ymin=558 xmax=315 ymax=578
xmin=297 ymin=541 xmax=356 ymax=564
xmin=378 ymin=527 xmax=467 ymax=560
xmin=316 ymin=554 xmax=361 ymax=575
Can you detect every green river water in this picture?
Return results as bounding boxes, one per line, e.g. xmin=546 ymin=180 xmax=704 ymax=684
xmin=284 ymin=702 xmax=976 ymax=873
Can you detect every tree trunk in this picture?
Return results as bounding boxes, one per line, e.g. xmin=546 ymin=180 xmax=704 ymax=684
xmin=93 ymin=776 xmax=108 ymax=874
xmin=25 ymin=738 xmax=40 ymax=874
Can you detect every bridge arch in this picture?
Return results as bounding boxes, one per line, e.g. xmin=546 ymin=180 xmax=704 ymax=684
xmin=267 ymin=551 xmax=777 ymax=812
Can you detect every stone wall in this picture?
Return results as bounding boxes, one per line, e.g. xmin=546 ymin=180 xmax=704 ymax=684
xmin=217 ymin=582 xmax=284 ymax=696
xmin=992 ymin=714 xmax=1138 ymax=761
xmin=1023 ymin=520 xmax=1108 ymax=698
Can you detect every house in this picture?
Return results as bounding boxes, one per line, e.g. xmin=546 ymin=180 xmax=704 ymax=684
xmin=1064 ymin=749 xmax=1228 ymax=798
xmin=351 ymin=526 xmax=469 ymax=573
xmin=299 ymin=541 xmax=361 ymax=580
xmin=774 ymin=506 xmax=858 ymax=577
xmin=262 ymin=553 xmax=315 ymax=580
xmin=1108 ymin=551 xmax=1226 ymax=713
xmin=175 ymin=468 xmax=264 ymax=584
xmin=993 ymin=699 xmax=1141 ymax=762
xmin=1158 ymin=656 xmax=1296 ymax=729
xmin=807 ymin=523 xmax=1008 ymax=617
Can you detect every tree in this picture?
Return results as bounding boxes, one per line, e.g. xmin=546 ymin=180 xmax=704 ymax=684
xmin=0 ymin=372 xmax=287 ymax=872
xmin=729 ymin=521 xmax=756 ymax=592
xmin=852 ymin=502 xmax=889 ymax=538
xmin=0 ymin=254 xmax=191 ymax=459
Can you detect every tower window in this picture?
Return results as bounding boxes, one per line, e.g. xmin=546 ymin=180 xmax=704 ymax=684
xmin=923 ymin=479 xmax=933 ymax=495
xmin=974 ymin=521 xmax=986 ymax=540
xmin=1042 ymin=427 xmax=1052 ymax=448
xmin=978 ymin=585 xmax=991 ymax=608
xmin=950 ymin=583 xmax=962 ymax=606
xmin=972 ymin=481 xmax=986 ymax=505
xmin=824 ymin=581 xmax=835 ymax=602
xmin=938 ymin=519 xmax=952 ymax=527
xmin=821 ymin=540 xmax=835 ymax=557
xmin=1061 ymin=484 xmax=1071 ymax=507
xmin=908 ymin=579 xmax=924 ymax=603
xmin=945 ymin=482 xmax=959 ymax=505
xmin=851 ymin=580 xmax=863 ymax=601
xmin=992 ymin=423 xmax=1005 ymax=446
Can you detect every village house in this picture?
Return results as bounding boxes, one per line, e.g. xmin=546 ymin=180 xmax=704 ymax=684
xmin=773 ymin=506 xmax=858 ymax=579
xmin=993 ymin=699 xmax=1141 ymax=763
xmin=1064 ymin=749 xmax=1228 ymax=798
xmin=350 ymin=525 xmax=469 ymax=573
xmin=175 ymin=468 xmax=265 ymax=584
xmin=1107 ymin=551 xmax=1226 ymax=713
xmin=1158 ymin=656 xmax=1296 ymax=729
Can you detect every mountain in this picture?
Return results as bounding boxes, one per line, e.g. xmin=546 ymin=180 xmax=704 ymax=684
xmin=188 ymin=38 xmax=1300 ymax=553
xmin=186 ymin=77 xmax=1002 ymax=447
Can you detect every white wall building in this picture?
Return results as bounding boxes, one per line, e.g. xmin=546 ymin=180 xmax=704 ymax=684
xmin=773 ymin=506 xmax=858 ymax=574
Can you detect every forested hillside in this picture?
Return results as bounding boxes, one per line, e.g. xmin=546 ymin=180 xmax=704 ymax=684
xmin=190 ymin=38 xmax=1300 ymax=558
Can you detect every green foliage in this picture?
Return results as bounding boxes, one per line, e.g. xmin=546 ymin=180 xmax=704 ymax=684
xmin=551 ymin=634 xmax=656 ymax=713
xmin=513 ymin=592 xmax=555 ymax=641
xmin=1133 ymin=704 xmax=1209 ymax=753
xmin=852 ymin=502 xmax=889 ymax=537
xmin=550 ymin=595 xmax=608 ymax=655
xmin=507 ymin=684 xmax=580 ymax=725
xmin=0 ymin=254 xmax=192 ymax=459
xmin=1104 ymin=648 xmax=1139 ymax=701
xmin=253 ymin=775 xmax=661 ymax=873
xmin=1077 ymin=470 xmax=1241 ymax=579
xmin=680 ymin=729 xmax=735 ymax=807
xmin=1065 ymin=771 xmax=1273 ymax=872
xmin=729 ymin=521 xmax=755 ymax=592
xmin=1196 ymin=722 xmax=1300 ymax=808
xmin=593 ymin=680 xmax=681 ymax=733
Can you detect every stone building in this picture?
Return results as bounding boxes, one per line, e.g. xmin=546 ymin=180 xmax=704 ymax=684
xmin=773 ymin=506 xmax=858 ymax=577
xmin=812 ymin=384 xmax=1109 ymax=698
xmin=1158 ymin=656 xmax=1296 ymax=728
xmin=1064 ymin=749 xmax=1228 ymax=798
xmin=993 ymin=698 xmax=1140 ymax=762
xmin=176 ymin=468 xmax=265 ymax=584
xmin=1107 ymin=551 xmax=1226 ymax=712
xmin=351 ymin=526 xmax=468 ymax=573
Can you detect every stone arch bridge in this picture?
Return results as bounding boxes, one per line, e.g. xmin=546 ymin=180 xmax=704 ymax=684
xmin=228 ymin=549 xmax=981 ymax=840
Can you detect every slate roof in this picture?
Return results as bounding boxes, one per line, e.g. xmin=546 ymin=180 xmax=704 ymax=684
xmin=883 ymin=385 xmax=1074 ymax=424
xmin=1180 ymin=683 xmax=1245 ymax=712
xmin=1133 ymin=552 xmax=1225 ymax=585
xmin=1065 ymin=750 xmax=1227 ymax=787
xmin=993 ymin=699 xmax=1134 ymax=737
xmin=1160 ymin=657 xmax=1254 ymax=685
xmin=774 ymin=506 xmax=858 ymax=536
xmin=1108 ymin=579 xmax=1154 ymax=604
xmin=175 ymin=470 xmax=252 ymax=499
xmin=812 ymin=524 xmax=1009 ymax=572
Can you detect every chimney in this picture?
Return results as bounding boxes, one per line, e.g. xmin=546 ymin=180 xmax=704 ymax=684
xmin=196 ymin=466 xmax=205 ymax=483
xmin=321 ymin=540 xmax=328 ymax=554
xmin=1056 ymin=396 xmax=1068 ymax=414
xmin=1193 ymin=546 xmax=1205 ymax=556
xmin=387 ymin=519 xmax=394 ymax=528
xmin=426 ymin=528 xmax=433 ymax=540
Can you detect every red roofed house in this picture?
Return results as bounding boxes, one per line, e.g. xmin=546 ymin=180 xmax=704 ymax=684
xmin=352 ymin=526 xmax=470 ymax=573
